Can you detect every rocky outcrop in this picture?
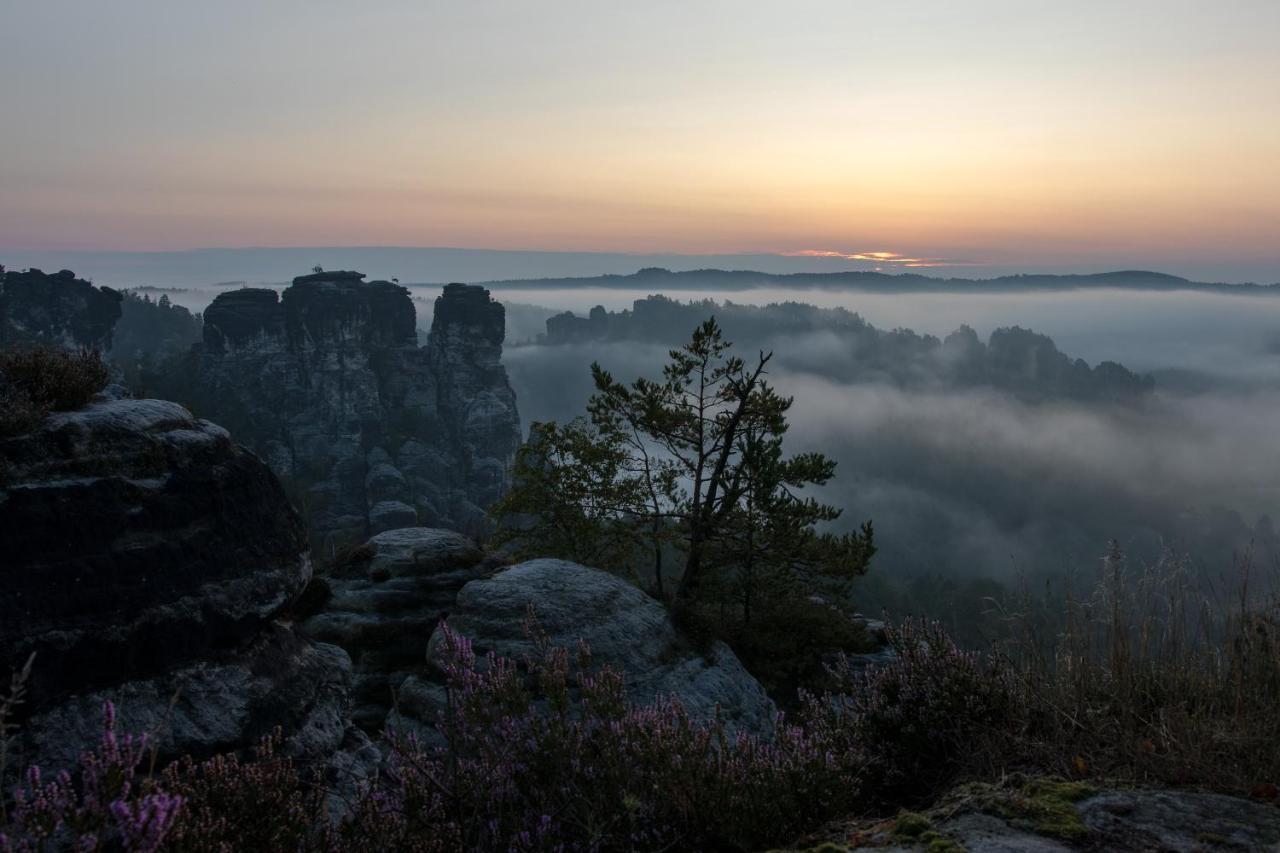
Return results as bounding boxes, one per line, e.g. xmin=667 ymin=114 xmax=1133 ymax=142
xmin=191 ymin=273 xmax=520 ymax=549
xmin=299 ymin=536 xmax=777 ymax=740
xmin=0 ymin=395 xmax=354 ymax=771
xmin=301 ymin=527 xmax=492 ymax=730
xmin=810 ymin=778 xmax=1280 ymax=851
xmin=428 ymin=558 xmax=778 ymax=735
xmin=0 ymin=267 xmax=122 ymax=349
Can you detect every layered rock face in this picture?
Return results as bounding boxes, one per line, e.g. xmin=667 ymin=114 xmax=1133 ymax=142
xmin=0 ymin=395 xmax=354 ymax=772
xmin=194 ymin=273 xmax=520 ymax=548
xmin=0 ymin=267 xmax=122 ymax=349
xmin=302 ymin=527 xmax=494 ymax=729
xmin=301 ymin=536 xmax=777 ymax=740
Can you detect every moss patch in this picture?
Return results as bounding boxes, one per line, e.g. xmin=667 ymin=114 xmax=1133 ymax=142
xmin=890 ymin=812 xmax=964 ymax=851
xmin=981 ymin=777 xmax=1096 ymax=841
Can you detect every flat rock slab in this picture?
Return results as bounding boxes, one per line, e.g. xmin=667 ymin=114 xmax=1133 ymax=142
xmin=800 ymin=781 xmax=1280 ymax=852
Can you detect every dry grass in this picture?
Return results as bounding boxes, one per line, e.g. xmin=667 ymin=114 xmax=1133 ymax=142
xmin=988 ymin=544 xmax=1280 ymax=795
xmin=0 ymin=345 xmax=110 ymax=436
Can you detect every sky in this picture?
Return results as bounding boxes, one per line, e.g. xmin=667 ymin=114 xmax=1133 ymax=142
xmin=2 ymin=1 xmax=1279 ymax=281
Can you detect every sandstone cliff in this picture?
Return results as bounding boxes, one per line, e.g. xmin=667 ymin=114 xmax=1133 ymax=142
xmin=0 ymin=392 xmax=361 ymax=773
xmin=0 ymin=267 xmax=122 ymax=350
xmin=192 ymin=273 xmax=521 ymax=548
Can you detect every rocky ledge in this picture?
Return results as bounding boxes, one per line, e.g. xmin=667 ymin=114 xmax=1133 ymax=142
xmin=300 ymin=532 xmax=778 ymax=741
xmin=0 ymin=395 xmax=357 ymax=772
xmin=804 ymin=777 xmax=1280 ymax=851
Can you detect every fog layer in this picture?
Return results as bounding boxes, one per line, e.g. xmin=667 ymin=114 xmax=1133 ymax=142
xmin=502 ymin=288 xmax=1280 ymax=583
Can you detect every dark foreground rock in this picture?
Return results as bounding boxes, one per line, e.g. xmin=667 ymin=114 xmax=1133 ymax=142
xmin=0 ymin=395 xmax=358 ymax=771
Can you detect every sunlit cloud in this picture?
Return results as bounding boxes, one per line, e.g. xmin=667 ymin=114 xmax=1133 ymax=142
xmin=781 ymin=249 xmax=959 ymax=268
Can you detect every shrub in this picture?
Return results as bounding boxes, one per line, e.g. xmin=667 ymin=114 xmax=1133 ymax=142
xmin=337 ymin=621 xmax=864 ymax=851
xmin=0 ymin=346 xmax=109 ymax=437
xmin=1 ymin=622 xmax=865 ymax=852
xmin=1 ymin=701 xmax=183 ymax=852
xmin=5 ymin=554 xmax=1276 ymax=850
xmin=818 ymin=619 xmax=1017 ymax=801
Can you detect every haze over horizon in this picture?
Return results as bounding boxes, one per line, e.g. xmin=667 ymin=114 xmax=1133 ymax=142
xmin=3 ymin=1 xmax=1279 ymax=283
xmin=5 ymin=245 xmax=1279 ymax=291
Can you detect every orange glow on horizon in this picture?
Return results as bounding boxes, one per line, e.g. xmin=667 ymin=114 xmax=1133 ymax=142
xmin=781 ymin=250 xmax=957 ymax=268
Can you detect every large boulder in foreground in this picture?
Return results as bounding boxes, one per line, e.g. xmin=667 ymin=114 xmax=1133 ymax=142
xmin=427 ymin=559 xmax=778 ymax=736
xmin=0 ymin=396 xmax=353 ymax=770
xmin=1 ymin=397 xmax=311 ymax=708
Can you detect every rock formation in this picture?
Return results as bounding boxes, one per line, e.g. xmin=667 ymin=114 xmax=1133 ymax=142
xmin=301 ymin=536 xmax=777 ymax=740
xmin=429 ymin=559 xmax=778 ymax=734
xmin=301 ymin=527 xmax=494 ymax=730
xmin=0 ymin=392 xmax=357 ymax=773
xmin=539 ymin=295 xmax=1154 ymax=403
xmin=0 ymin=267 xmax=122 ymax=350
xmin=191 ymin=273 xmax=521 ymax=549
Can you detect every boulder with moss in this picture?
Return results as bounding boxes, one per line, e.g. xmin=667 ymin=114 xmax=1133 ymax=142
xmin=800 ymin=777 xmax=1280 ymax=851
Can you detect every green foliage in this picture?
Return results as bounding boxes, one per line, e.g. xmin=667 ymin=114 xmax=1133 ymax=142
xmin=490 ymin=417 xmax=654 ymax=574
xmin=0 ymin=345 xmax=109 ymax=436
xmin=492 ymin=318 xmax=875 ymax=682
xmin=889 ymin=811 xmax=962 ymax=852
xmin=109 ymin=289 xmax=202 ymax=387
xmin=586 ymin=317 xmax=872 ymax=601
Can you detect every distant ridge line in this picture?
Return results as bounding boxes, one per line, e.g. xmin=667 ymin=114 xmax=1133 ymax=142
xmin=456 ymin=268 xmax=1279 ymax=294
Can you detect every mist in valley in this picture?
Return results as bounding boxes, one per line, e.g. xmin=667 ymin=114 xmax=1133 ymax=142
xmin=495 ymin=286 xmax=1280 ymax=619
xmin=108 ymin=278 xmax=1280 ymax=617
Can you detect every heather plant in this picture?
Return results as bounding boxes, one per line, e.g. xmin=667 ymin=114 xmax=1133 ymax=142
xmin=5 ymin=560 xmax=1277 ymax=851
xmin=818 ymin=618 xmax=1017 ymax=802
xmin=337 ymin=620 xmax=864 ymax=851
xmin=0 ymin=706 xmax=322 ymax=853
xmin=1 ymin=701 xmax=181 ymax=852
xmin=155 ymin=731 xmax=325 ymax=853
xmin=0 ymin=345 xmax=110 ymax=437
xmin=2 ymin=622 xmax=865 ymax=852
